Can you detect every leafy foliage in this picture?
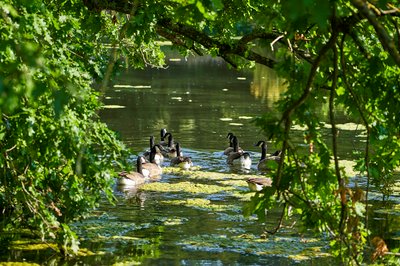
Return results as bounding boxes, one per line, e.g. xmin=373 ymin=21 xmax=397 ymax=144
xmin=2 ymin=0 xmax=400 ymax=264
xmin=0 ymin=0 xmax=131 ymax=254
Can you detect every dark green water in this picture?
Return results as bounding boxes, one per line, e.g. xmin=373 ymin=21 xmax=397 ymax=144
xmin=101 ymin=55 xmax=278 ymax=153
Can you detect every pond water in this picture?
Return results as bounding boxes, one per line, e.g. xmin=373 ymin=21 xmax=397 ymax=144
xmin=1 ymin=52 xmax=399 ymax=265
xmin=101 ymin=55 xmax=280 ymax=153
xmin=98 ymin=54 xmax=336 ymax=265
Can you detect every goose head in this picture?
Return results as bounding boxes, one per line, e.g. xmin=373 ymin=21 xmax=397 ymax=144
xmin=160 ymin=128 xmax=167 ymax=141
xmin=226 ymin=132 xmax=234 ymax=147
xmin=163 ymin=132 xmax=174 ymax=148
xmin=168 ymin=142 xmax=183 ymax=158
xmin=271 ymin=150 xmax=282 ymax=157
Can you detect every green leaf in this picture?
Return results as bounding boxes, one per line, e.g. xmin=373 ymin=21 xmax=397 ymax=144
xmin=336 ymin=86 xmax=345 ymax=96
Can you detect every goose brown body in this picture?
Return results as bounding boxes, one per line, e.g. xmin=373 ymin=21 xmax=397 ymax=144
xmin=170 ymin=142 xmax=193 ymax=170
xmin=255 ymin=140 xmax=281 ymax=172
xmin=226 ymin=136 xmax=252 ymax=169
xmin=118 ymin=156 xmax=147 ymax=186
xmin=246 ymin=177 xmax=272 ymax=192
xmin=142 ymin=146 xmax=163 ymax=177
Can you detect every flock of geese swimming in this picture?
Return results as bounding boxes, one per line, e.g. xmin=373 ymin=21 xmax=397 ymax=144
xmin=118 ymin=129 xmax=282 ymax=192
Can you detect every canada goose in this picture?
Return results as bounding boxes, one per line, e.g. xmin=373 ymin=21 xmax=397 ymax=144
xmin=270 ymin=149 xmax=282 ymax=158
xmin=255 ymin=140 xmax=281 ymax=172
xmin=165 ymin=133 xmax=175 ymax=148
xmin=170 ymin=142 xmax=193 ymax=170
xmin=144 ymin=136 xmax=165 ymax=164
xmin=143 ymin=135 xmax=154 ymax=157
xmin=166 ymin=142 xmax=183 ymax=159
xmin=142 ymin=146 xmax=163 ymax=177
xmin=167 ymin=147 xmax=183 ymax=159
xmin=160 ymin=132 xmax=175 ymax=157
xmin=226 ymin=136 xmax=252 ymax=169
xmin=223 ymin=133 xmax=243 ymax=155
xmin=153 ymin=144 xmax=166 ymax=164
xmin=246 ymin=177 xmax=272 ymax=192
xmin=159 ymin=128 xmax=169 ymax=147
xmin=118 ymin=156 xmax=147 ymax=186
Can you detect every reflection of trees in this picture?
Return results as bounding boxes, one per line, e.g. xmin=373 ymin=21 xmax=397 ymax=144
xmin=250 ymin=64 xmax=287 ymax=107
xmin=101 ymin=55 xmax=267 ymax=151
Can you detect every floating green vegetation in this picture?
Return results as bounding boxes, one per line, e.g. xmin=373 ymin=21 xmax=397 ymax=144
xmin=180 ymin=233 xmax=331 ymax=261
xmin=161 ymin=198 xmax=235 ymax=212
xmin=103 ymin=105 xmax=126 ymax=109
xmin=3 ymin=237 xmax=108 ymax=260
xmin=216 ymin=212 xmax=257 ymax=222
xmin=10 ymin=240 xmax=57 ymax=251
xmin=162 ymin=167 xmax=259 ymax=182
xmin=149 ymin=167 xmax=260 ymax=199
xmin=326 ymin=122 xmax=366 ymax=131
xmin=140 ymin=181 xmax=230 ymax=195
xmin=163 ymin=217 xmax=189 ymax=226
xmin=71 ymin=219 xmax=153 ymax=241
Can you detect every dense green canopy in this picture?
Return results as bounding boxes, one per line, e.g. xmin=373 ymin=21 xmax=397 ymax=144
xmin=1 ymin=0 xmax=399 ymax=263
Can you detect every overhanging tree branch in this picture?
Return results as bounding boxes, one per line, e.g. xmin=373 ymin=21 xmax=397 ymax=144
xmin=82 ymin=0 xmax=400 ymax=70
xmin=275 ymin=31 xmax=339 ymax=191
xmin=351 ymin=0 xmax=400 ymax=66
xmin=157 ymin=18 xmax=277 ymax=68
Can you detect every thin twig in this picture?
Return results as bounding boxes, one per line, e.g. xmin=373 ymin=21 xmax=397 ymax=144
xmin=270 ymin=35 xmax=284 ymax=51
xmin=275 ymin=32 xmax=339 ymax=192
xmin=330 ymin=39 xmax=346 ymax=235
xmin=264 ymin=202 xmax=287 ymax=234
xmin=339 ymin=34 xmax=371 ymax=232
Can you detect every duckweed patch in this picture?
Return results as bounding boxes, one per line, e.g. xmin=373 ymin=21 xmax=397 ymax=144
xmin=140 ymin=181 xmax=235 ymax=195
xmin=10 ymin=241 xmax=58 ymax=251
xmin=71 ymin=219 xmax=152 ymax=241
xmin=163 ymin=217 xmax=189 ymax=226
xmin=161 ymin=198 xmax=235 ymax=212
xmin=216 ymin=212 xmax=253 ymax=222
xmin=162 ymin=167 xmax=260 ymax=182
xmin=142 ymin=168 xmax=262 ymax=201
xmin=180 ymin=234 xmax=331 ymax=261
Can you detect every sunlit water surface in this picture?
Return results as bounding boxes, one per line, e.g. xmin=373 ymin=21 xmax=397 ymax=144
xmin=2 ymin=53 xmax=399 ymax=265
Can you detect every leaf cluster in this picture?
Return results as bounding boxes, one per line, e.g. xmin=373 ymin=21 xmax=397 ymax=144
xmin=0 ymin=0 xmax=131 ymax=254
